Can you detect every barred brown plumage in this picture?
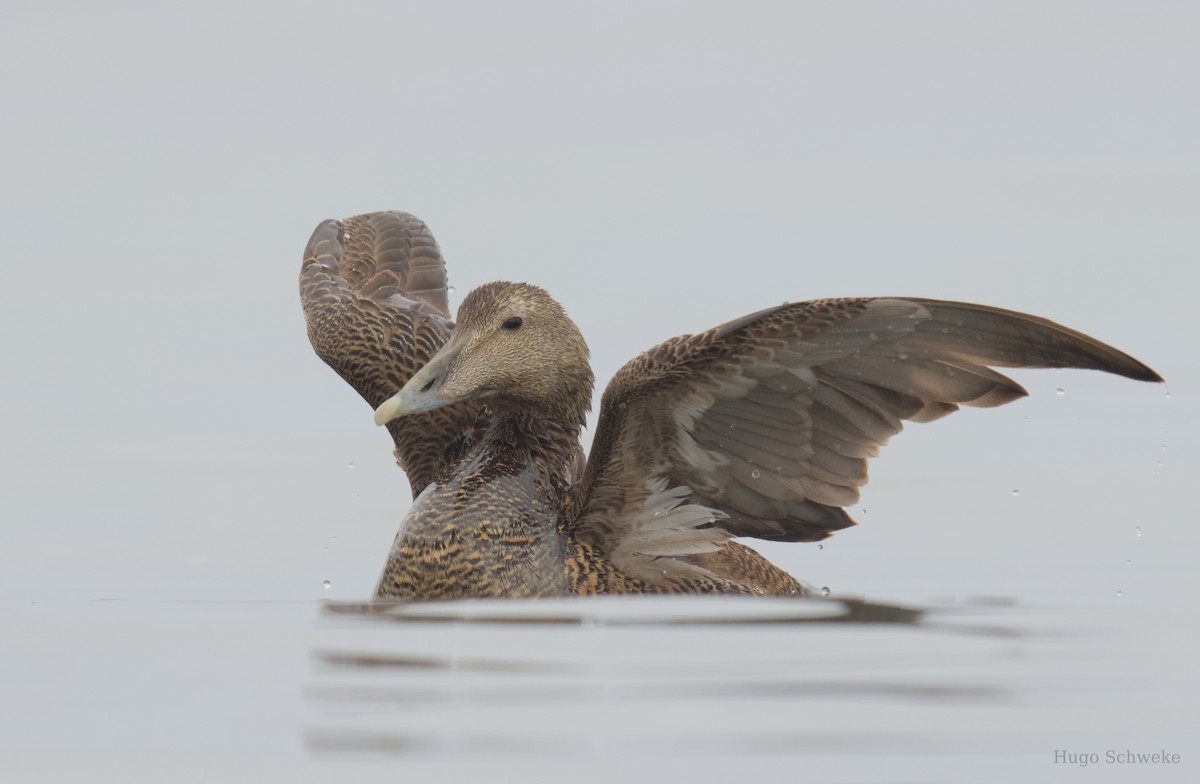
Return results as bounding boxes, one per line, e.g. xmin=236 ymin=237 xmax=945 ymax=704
xmin=301 ymin=210 xmax=1162 ymax=600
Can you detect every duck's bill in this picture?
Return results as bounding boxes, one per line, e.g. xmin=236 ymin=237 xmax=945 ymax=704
xmin=374 ymin=391 xmax=417 ymax=425
xmin=373 ymin=381 xmax=448 ymax=425
xmin=373 ymin=350 xmax=457 ymax=425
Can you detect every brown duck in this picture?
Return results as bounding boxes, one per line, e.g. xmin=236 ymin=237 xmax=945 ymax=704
xmin=301 ymin=211 xmax=1162 ymax=600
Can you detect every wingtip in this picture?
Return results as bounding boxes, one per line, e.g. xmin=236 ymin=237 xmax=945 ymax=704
xmin=1135 ymin=364 xmax=1165 ymax=384
xmin=1064 ymin=330 xmax=1163 ymax=384
xmin=1107 ymin=355 xmax=1164 ymax=384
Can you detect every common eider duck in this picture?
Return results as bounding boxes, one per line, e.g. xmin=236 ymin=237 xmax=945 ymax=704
xmin=300 ymin=211 xmax=1162 ymax=599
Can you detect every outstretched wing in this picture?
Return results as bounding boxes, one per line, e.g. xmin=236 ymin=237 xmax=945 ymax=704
xmin=300 ymin=211 xmax=483 ymax=494
xmin=569 ymin=297 xmax=1161 ymax=584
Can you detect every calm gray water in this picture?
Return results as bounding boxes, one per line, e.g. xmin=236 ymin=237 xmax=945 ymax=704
xmin=2 ymin=3 xmax=1197 ymax=782
xmin=6 ymin=591 xmax=1193 ymax=783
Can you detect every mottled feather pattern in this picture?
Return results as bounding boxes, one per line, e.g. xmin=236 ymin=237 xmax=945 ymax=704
xmin=300 ymin=212 xmax=485 ymax=495
xmin=301 ymin=211 xmax=1160 ymax=600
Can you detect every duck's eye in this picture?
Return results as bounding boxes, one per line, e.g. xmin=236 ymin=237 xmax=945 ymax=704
xmin=501 ymin=316 xmax=523 ymax=331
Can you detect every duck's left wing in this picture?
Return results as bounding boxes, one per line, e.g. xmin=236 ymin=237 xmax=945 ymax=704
xmin=300 ymin=211 xmax=483 ymax=494
xmin=568 ymin=297 xmax=1160 ymax=584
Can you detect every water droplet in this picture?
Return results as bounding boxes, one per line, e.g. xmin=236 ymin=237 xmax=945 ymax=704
xmin=817 ymin=544 xmax=824 ymax=550
xmin=1055 ymin=388 xmax=1065 ymax=396
xmin=323 ymin=546 xmax=329 ymax=553
xmin=1126 ymin=559 xmax=1132 ymax=566
xmin=897 ymin=353 xmax=908 ymax=360
xmin=1164 ymin=390 xmax=1171 ymax=399
xmin=820 ymin=586 xmax=831 ymax=597
xmin=1136 ymin=526 xmax=1142 ymax=537
xmin=322 ymin=580 xmax=332 ymax=590
xmin=347 ymin=462 xmax=355 ymax=469
xmin=751 ymin=469 xmax=761 ymax=479
xmin=447 ymin=286 xmax=456 ymax=294
xmin=1116 ymin=589 xmax=1123 ymax=597
xmin=1011 ymin=489 xmax=1020 ymax=497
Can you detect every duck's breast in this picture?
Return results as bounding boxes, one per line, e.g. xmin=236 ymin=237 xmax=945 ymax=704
xmin=375 ymin=449 xmax=573 ymax=600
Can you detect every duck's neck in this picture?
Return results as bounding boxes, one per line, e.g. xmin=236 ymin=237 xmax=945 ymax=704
xmin=484 ymin=408 xmax=583 ymax=481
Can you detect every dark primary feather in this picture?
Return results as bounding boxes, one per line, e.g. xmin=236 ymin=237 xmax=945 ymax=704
xmin=300 ymin=211 xmax=485 ymax=495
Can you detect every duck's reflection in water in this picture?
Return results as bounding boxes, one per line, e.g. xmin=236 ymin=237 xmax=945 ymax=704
xmin=305 ymin=596 xmax=1039 ymax=759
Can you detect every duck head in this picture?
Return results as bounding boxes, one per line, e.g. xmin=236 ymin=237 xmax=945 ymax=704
xmin=374 ymin=281 xmax=594 ymax=428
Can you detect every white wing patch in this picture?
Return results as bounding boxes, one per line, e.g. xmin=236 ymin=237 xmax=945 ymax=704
xmin=610 ymin=476 xmax=729 ymax=581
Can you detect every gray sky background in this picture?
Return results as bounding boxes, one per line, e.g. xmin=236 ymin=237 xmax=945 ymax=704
xmin=2 ymin=1 xmax=1194 ymax=603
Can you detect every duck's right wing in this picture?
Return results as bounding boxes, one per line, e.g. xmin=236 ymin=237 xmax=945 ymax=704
xmin=568 ymin=297 xmax=1161 ymax=587
xmin=300 ymin=211 xmax=483 ymax=494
